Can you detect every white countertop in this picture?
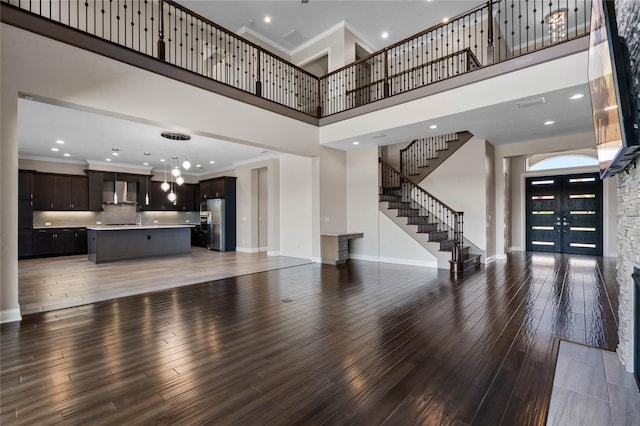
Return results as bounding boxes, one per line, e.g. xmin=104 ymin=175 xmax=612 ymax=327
xmin=321 ymin=232 xmax=364 ymax=237
xmin=86 ymin=224 xmax=195 ymax=231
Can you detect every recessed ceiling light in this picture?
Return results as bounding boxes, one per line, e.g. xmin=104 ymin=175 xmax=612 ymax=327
xmin=105 ymin=158 xmax=112 ymax=162
xmin=160 ymin=158 xmax=165 ymax=162
xmin=63 ymin=153 xmax=71 ymax=157
xmin=56 ymin=140 xmax=65 ymax=144
xmin=144 ymin=152 xmax=151 ymax=156
xmin=381 ymin=32 xmax=389 ymax=39
xmin=209 ymin=160 xmax=215 ymax=164
xmin=51 ymin=147 xmax=59 ymax=152
xmin=264 ymin=16 xmax=271 ymax=23
xmin=570 ymin=93 xmax=584 ymax=100
xmin=196 ymin=164 xmax=203 ymax=168
xmin=143 ymin=162 xmax=149 ymax=166
xmin=429 ymin=125 xmax=438 ymax=129
xmin=544 ymin=120 xmax=555 ymax=125
xmin=353 ymin=141 xmax=360 ymax=145
xmin=112 ymin=152 xmax=119 ymax=156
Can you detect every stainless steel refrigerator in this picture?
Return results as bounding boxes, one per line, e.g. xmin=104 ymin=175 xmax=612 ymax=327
xmin=206 ymin=198 xmax=225 ymax=251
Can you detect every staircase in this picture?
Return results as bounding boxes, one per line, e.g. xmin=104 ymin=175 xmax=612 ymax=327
xmin=400 ymin=131 xmax=474 ymax=183
xmin=379 ymin=158 xmax=481 ymax=273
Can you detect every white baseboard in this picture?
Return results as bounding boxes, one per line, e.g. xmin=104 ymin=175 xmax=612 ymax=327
xmin=604 ymin=251 xmax=617 ymax=258
xmin=484 ymin=256 xmax=497 ymax=264
xmin=349 ymin=254 xmax=380 ymax=262
xmin=0 ymin=308 xmax=21 ymax=324
xmin=236 ymin=246 xmax=259 ymax=253
xmin=350 ymin=253 xmax=438 ymax=268
xmin=311 ymin=257 xmax=322 ymax=263
xmin=267 ymin=250 xmax=281 ymax=256
xmin=259 ymin=247 xmax=268 ymax=252
xmin=495 ymin=253 xmax=508 ymax=260
xmin=379 ymin=256 xmax=438 ymax=268
xmin=509 ymin=246 xmax=525 ymax=252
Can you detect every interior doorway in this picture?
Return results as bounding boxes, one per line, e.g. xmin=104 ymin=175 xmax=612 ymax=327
xmin=526 ymin=173 xmax=603 ymax=255
xmin=257 ymin=167 xmax=268 ymax=251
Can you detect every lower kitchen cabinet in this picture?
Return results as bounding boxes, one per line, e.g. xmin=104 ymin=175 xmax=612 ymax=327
xmin=33 ymin=228 xmax=88 ymax=257
xmin=18 ymin=229 xmax=34 ymax=259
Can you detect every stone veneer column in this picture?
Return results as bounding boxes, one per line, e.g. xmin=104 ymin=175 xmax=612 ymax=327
xmin=616 ymin=165 xmax=640 ymax=372
xmin=614 ymin=0 xmax=640 ymax=373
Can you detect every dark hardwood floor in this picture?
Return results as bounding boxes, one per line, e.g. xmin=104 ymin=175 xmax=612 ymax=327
xmin=0 ymin=252 xmax=619 ymax=425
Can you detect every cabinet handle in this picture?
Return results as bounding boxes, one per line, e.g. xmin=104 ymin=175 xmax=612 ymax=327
xmin=51 ymin=203 xmax=54 ymax=208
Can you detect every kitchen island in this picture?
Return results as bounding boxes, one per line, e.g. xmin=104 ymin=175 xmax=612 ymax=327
xmin=87 ymin=225 xmax=194 ymax=263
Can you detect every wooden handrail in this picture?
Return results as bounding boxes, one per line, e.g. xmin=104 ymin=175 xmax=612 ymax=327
xmin=321 ymin=1 xmax=493 ymax=79
xmin=345 ymin=49 xmax=477 ymax=96
xmin=165 ymin=0 xmax=318 ymax=78
xmin=379 ymin=158 xmax=461 ymax=215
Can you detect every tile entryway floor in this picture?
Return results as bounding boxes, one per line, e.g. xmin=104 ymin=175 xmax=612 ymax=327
xmin=547 ymin=341 xmax=640 ymax=426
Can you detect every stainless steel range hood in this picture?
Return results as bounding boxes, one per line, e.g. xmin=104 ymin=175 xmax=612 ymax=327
xmin=103 ymin=180 xmax=138 ymax=205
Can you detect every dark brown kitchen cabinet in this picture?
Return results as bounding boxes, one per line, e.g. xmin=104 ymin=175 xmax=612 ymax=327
xmin=18 ymin=170 xmax=34 ymax=258
xmin=199 ymin=180 xmax=213 ymax=201
xmin=87 ymin=172 xmax=104 ymax=211
xmin=18 ymin=170 xmax=33 ymax=200
xmin=33 ymin=174 xmax=53 ymax=210
xmin=199 ymin=177 xmax=234 ymax=201
xmin=33 ymin=173 xmax=88 ymax=210
xmin=70 ymin=176 xmax=89 ymax=210
xmin=33 ymin=228 xmax=87 ymax=257
xmin=150 ymin=181 xmax=197 ymax=211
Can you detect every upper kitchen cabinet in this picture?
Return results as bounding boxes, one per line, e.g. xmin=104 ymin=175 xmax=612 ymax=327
xmin=149 ymin=181 xmax=197 ymax=211
xmin=87 ymin=172 xmax=104 ymax=211
xmin=199 ymin=177 xmax=235 ymax=201
xmin=33 ymin=173 xmax=88 ymax=211
xmin=18 ymin=170 xmax=34 ymax=200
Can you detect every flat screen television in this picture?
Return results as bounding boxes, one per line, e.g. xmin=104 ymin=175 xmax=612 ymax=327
xmin=588 ymin=0 xmax=639 ymax=178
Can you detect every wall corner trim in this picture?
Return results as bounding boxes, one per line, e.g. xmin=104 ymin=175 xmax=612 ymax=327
xmin=0 ymin=309 xmax=22 ymax=324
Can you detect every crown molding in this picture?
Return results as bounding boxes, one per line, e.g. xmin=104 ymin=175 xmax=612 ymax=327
xmin=236 ymin=25 xmax=293 ymax=57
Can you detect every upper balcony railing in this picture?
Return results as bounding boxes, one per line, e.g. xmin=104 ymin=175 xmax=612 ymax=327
xmin=2 ymin=0 xmax=591 ymax=119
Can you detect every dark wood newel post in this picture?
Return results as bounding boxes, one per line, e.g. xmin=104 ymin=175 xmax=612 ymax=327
xmin=157 ymin=0 xmax=166 ymax=60
xmin=316 ymin=79 xmax=322 ymax=118
xmin=486 ymin=1 xmax=494 ymax=64
xmin=383 ymin=48 xmax=390 ymax=98
xmin=256 ymin=50 xmax=262 ymax=96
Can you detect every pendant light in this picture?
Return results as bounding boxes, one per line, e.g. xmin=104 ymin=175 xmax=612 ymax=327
xmin=113 ymin=172 xmax=118 ymax=204
xmin=167 ymin=158 xmax=177 ymax=203
xmin=182 ymin=159 xmax=191 ymax=170
xmin=145 ymin=175 xmax=150 ymax=205
xmin=161 ymin=159 xmax=170 ymax=192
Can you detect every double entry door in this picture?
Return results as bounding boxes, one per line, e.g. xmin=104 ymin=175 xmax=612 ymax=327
xmin=526 ymin=173 xmax=603 ymax=255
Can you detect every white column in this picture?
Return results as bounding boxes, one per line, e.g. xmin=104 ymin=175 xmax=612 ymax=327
xmin=1 ymin=87 xmax=21 ymax=323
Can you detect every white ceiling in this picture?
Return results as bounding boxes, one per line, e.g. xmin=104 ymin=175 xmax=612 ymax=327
xmin=180 ymin=0 xmax=484 ymax=54
xmin=323 ymin=84 xmax=596 ymax=151
xmin=17 ymin=99 xmax=272 ymax=177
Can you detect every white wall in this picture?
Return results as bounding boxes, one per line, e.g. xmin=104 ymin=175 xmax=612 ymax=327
xmin=346 ymin=146 xmax=379 ymax=260
xmin=422 ymin=137 xmax=488 ymax=255
xmin=235 ymin=158 xmax=280 ymax=254
xmin=279 ymin=155 xmax=313 ymax=259
xmin=378 ymin=213 xmax=437 ymax=267
xmin=485 ymin=142 xmax=496 ymax=261
xmin=319 ymin=147 xmax=347 ymax=234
